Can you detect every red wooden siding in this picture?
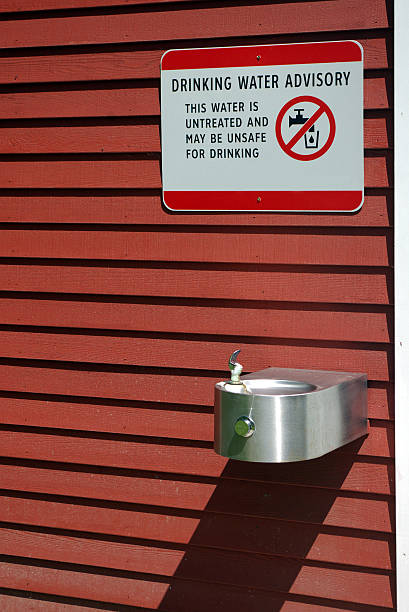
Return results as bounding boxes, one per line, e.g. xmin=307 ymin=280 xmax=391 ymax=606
xmin=0 ymin=2 xmax=389 ymax=48
xmin=0 ymin=0 xmax=394 ymax=610
xmin=0 ymin=77 xmax=390 ymax=119
xmin=0 ymin=118 xmax=391 ymax=153
xmin=0 ymin=37 xmax=390 ymax=82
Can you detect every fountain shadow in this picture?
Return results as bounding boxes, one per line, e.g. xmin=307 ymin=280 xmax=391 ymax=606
xmin=156 ymin=438 xmax=395 ymax=611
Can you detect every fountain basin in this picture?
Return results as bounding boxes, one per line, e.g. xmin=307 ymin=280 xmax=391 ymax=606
xmin=214 ymin=366 xmax=367 ymax=463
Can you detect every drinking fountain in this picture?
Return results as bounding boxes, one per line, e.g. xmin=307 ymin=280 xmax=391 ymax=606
xmin=214 ymin=350 xmax=368 ymax=462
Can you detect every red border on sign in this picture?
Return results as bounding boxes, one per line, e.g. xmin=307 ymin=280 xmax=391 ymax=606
xmin=163 ymin=191 xmax=364 ymax=212
xmin=161 ymin=41 xmax=363 ymax=70
xmin=275 ymin=96 xmax=336 ymax=161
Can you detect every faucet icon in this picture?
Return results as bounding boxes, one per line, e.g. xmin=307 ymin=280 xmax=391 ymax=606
xmin=288 ymin=108 xmax=308 ymax=127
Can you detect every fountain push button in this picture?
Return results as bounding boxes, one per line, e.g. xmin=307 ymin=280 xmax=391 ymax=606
xmin=234 ymin=416 xmax=256 ymax=438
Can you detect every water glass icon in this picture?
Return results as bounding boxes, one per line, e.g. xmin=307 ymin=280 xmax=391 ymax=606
xmin=304 ymin=124 xmax=320 ymax=149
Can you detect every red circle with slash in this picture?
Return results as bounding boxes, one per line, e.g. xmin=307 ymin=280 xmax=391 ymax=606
xmin=275 ymin=95 xmax=336 ymax=161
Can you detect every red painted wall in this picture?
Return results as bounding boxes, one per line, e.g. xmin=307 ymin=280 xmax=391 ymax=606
xmin=0 ymin=0 xmax=394 ymax=610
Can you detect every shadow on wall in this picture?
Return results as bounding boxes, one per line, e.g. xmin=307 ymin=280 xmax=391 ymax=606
xmin=157 ymin=437 xmax=396 ymax=612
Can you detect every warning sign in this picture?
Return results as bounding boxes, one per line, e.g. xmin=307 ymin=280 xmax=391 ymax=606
xmin=161 ymin=41 xmax=364 ymax=212
xmin=276 ymin=95 xmax=336 ymax=161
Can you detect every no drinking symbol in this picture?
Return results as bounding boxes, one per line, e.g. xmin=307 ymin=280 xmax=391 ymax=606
xmin=275 ymin=95 xmax=336 ymax=161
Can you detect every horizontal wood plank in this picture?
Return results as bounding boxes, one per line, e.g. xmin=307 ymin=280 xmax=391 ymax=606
xmin=0 ymin=527 xmax=394 ymax=598
xmin=0 ymin=386 xmax=392 ymax=427
xmin=0 ymin=156 xmax=390 ymax=189
xmin=0 ymin=594 xmax=105 ymax=612
xmin=0 ymin=299 xmax=391 ymax=342
xmin=0 ymin=397 xmax=216 ymax=439
xmin=0 ymin=332 xmax=391 ymax=381
xmin=0 ymin=125 xmax=161 ymax=154
xmin=0 ymin=88 xmax=160 ymax=119
xmin=0 ymin=560 xmax=394 ymax=610
xmin=0 ymin=367 xmax=391 ymax=421
xmin=0 ymin=229 xmax=391 ymax=265
xmin=0 ymin=430 xmax=230 ymax=475
xmin=1 ymin=376 xmax=393 ymax=424
xmin=0 ymin=396 xmax=393 ymax=446
xmin=0 ymin=194 xmax=391 ymax=226
xmin=0 ymin=466 xmax=217 ymax=511
xmin=0 ymin=336 xmax=391 ymax=383
xmin=0 ymin=527 xmax=185 ymax=576
xmin=0 ymin=38 xmax=389 ymax=83
xmin=367 ymin=386 xmax=394 ymax=420
xmin=0 ymin=365 xmax=216 ymax=406
xmin=0 ymin=598 xmax=356 ymax=612
xmin=0 ymin=561 xmax=169 ymax=609
xmin=0 ymin=430 xmax=394 ymax=481
xmin=365 ymin=116 xmax=392 ymax=149
xmin=0 ymin=467 xmax=394 ymax=525
xmin=0 ymin=512 xmax=393 ymax=575
xmin=0 ymin=498 xmax=392 ymax=575
xmin=283 ymin=565 xmax=392 ymax=607
xmin=0 ymin=523 xmax=394 ymax=574
xmin=360 ymin=421 xmax=394 ymax=457
xmin=303 ymin=531 xmax=393 ymax=568
xmin=0 ymin=117 xmax=389 ymax=154
xmin=164 ymin=548 xmax=393 ymax=607
xmin=0 ymin=595 xmax=106 ymax=612
xmin=0 ymin=0 xmax=205 ymax=11
xmin=0 ymin=160 xmax=163 ymax=189
xmin=0 ymin=596 xmax=352 ymax=612
xmin=0 ymin=495 xmax=201 ymax=543
xmin=279 ymin=604 xmax=381 ymax=612
xmin=0 ymin=77 xmax=390 ymax=120
xmin=223 ymin=458 xmax=395 ymax=496
xmin=0 ymin=2 xmax=389 ymax=49
xmin=0 ymin=500 xmax=394 ymax=569
xmin=0 ymin=266 xmax=392 ymax=305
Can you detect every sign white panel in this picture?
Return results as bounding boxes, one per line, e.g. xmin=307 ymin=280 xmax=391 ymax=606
xmin=160 ymin=41 xmax=364 ymax=212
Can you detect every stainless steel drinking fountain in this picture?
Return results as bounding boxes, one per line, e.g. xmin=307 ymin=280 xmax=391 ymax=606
xmin=214 ymin=350 xmax=368 ymax=463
